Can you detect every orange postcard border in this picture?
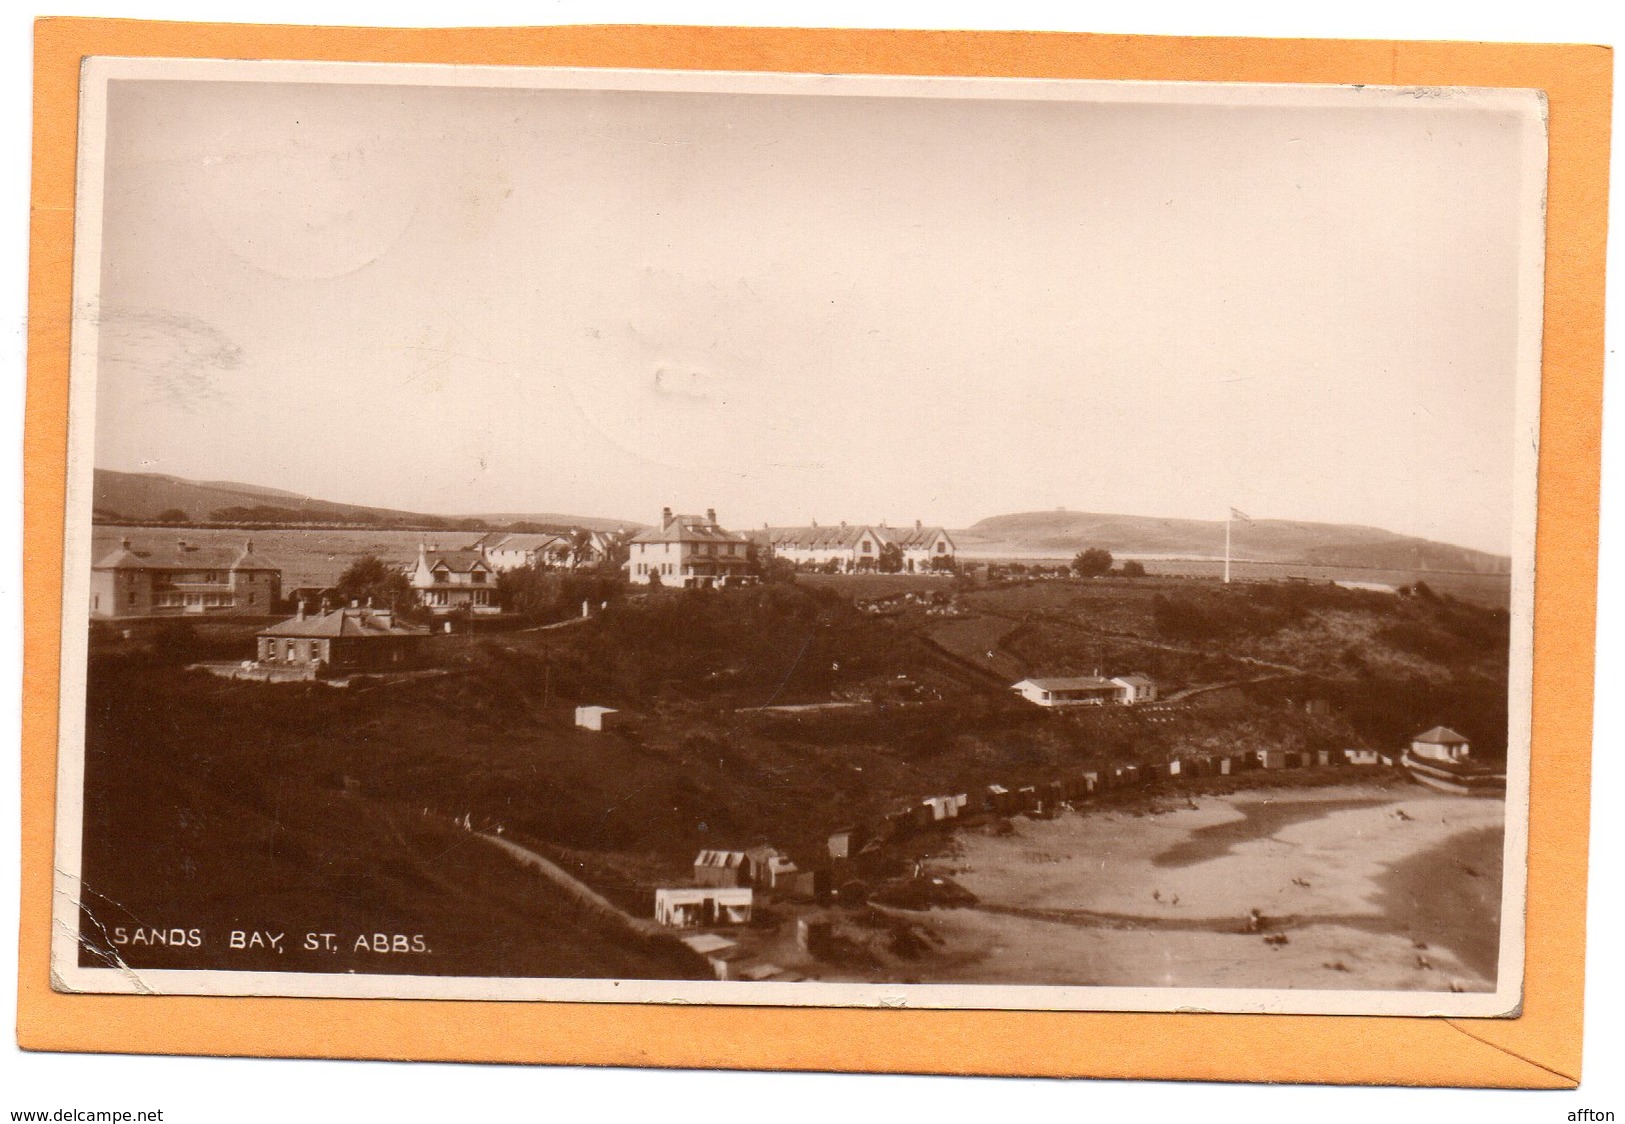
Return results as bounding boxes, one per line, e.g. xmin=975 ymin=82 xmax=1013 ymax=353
xmin=19 ymin=18 xmax=1611 ymax=1086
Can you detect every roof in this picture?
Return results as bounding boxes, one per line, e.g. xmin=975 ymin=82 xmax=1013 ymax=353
xmin=1113 ymin=674 xmax=1156 ymax=687
xmin=258 ymin=606 xmax=430 ymax=639
xmin=748 ymin=523 xmax=955 ymax=551
xmin=93 ymin=538 xmax=279 ymax=572
xmin=421 ymin=549 xmax=491 ymax=573
xmin=874 ymin=524 xmax=954 ymax=550
xmin=1413 ymin=726 xmax=1469 ymax=745
xmin=678 ymin=933 xmax=738 ymax=955
xmin=753 ymin=525 xmax=878 ymax=550
xmin=631 ymin=515 xmax=748 ymax=546
xmin=1015 ymin=676 xmax=1120 ymax=692
xmin=474 ymin=532 xmax=566 ymax=553
xmin=693 ymin=850 xmax=747 ymax=869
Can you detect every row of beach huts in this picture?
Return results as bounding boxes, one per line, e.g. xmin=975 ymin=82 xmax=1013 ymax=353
xmin=651 ymin=744 xmax=1392 ymax=939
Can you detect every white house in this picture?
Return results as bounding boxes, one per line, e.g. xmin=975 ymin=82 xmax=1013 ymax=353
xmin=1012 ymin=674 xmax=1157 ymax=707
xmin=1012 ymin=676 xmax=1123 ymax=707
xmin=407 ymin=544 xmax=500 ymax=615
xmin=627 ymin=507 xmax=753 ymax=588
xmin=469 ymin=532 xmax=569 ymax=572
xmin=1409 ymin=726 xmax=1471 ymax=763
xmin=752 ymin=523 xmax=885 ymax=571
xmin=751 ymin=519 xmax=956 ymax=573
xmin=1111 ymin=675 xmax=1158 ymax=704
xmin=654 ymin=887 xmax=753 ymax=928
xmin=875 ymin=521 xmax=957 ymax=572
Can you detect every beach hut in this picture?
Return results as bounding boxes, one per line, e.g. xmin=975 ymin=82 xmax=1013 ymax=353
xmin=1257 ymin=750 xmax=1286 ymax=770
xmin=1218 ymin=756 xmax=1233 ymax=776
xmin=1316 ymin=749 xmax=1332 ymax=768
xmin=574 ymin=705 xmax=620 ymax=732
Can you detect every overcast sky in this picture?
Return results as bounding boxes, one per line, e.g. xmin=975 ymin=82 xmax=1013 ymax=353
xmin=89 ymin=72 xmax=1542 ymax=554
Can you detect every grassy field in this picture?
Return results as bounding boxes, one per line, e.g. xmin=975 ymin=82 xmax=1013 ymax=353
xmin=954 ymin=551 xmax=1511 ymax=607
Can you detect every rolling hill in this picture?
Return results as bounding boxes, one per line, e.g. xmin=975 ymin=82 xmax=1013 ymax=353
xmin=957 ymin=511 xmax=1509 ymax=574
xmin=91 ymin=469 xmax=639 ymax=532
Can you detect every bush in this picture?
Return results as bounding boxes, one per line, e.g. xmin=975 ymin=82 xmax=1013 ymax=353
xmin=1072 ymin=548 xmax=1113 ymax=578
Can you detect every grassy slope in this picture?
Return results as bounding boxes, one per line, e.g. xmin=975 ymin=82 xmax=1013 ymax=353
xmin=80 ymin=660 xmax=707 ymax=979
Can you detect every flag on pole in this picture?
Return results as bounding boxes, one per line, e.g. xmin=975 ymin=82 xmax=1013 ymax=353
xmin=1230 ymin=507 xmax=1252 ymax=522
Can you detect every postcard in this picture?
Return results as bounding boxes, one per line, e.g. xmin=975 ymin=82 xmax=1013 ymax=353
xmin=45 ymin=56 xmax=1548 ymax=1020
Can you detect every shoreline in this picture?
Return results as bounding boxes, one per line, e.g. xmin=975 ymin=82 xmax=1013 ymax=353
xmin=762 ymin=778 xmax=1506 ymax=992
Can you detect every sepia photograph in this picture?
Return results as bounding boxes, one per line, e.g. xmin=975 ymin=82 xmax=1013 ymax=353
xmin=50 ymin=57 xmax=1545 ymax=1016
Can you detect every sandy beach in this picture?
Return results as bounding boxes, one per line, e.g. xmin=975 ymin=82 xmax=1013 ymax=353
xmin=813 ymin=783 xmax=1506 ymax=992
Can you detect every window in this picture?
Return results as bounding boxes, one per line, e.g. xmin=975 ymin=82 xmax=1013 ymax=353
xmin=128 ymin=591 xmax=137 ymax=607
xmin=472 ymin=571 xmax=486 ymax=583
xmin=862 ymin=541 xmax=872 ymax=553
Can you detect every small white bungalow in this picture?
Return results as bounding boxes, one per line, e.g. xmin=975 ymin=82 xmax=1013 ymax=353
xmin=1409 ymin=726 xmax=1471 ymax=763
xmin=654 ymin=887 xmax=753 ymax=928
xmin=1012 ymin=676 xmax=1121 ymax=707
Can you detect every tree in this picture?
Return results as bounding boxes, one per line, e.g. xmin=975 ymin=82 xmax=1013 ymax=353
xmin=332 ymin=555 xmax=421 ymax=618
xmin=877 ymin=542 xmax=904 ymax=574
xmin=1119 ymin=560 xmax=1147 ymax=578
xmin=1072 ymin=548 xmax=1114 ymax=578
xmin=569 ymin=528 xmax=595 ymax=568
xmin=154 ymin=508 xmax=191 ymax=524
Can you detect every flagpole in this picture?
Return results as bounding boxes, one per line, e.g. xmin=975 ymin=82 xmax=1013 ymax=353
xmin=1224 ymin=511 xmax=1232 ymax=584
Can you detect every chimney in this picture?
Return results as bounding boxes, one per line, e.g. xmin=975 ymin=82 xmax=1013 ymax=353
xmin=706 ymin=508 xmax=716 ymax=525
xmin=662 ymin=506 xmax=673 ymax=528
xmin=243 ymin=539 xmax=254 ymax=555
xmin=120 ymin=537 xmax=131 ymax=550
xmin=296 ymin=598 xmax=307 ymax=621
xmin=916 ymin=519 xmax=922 ymax=530
xmin=176 ymin=539 xmax=188 ymax=551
